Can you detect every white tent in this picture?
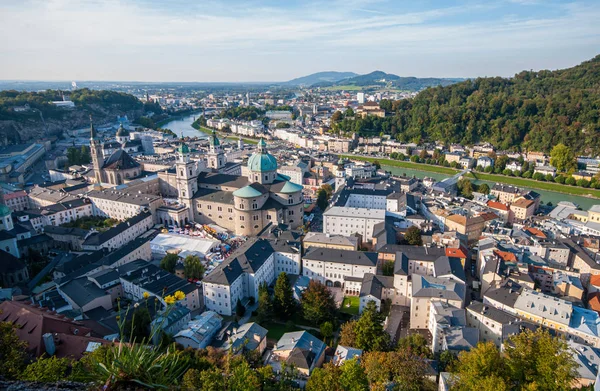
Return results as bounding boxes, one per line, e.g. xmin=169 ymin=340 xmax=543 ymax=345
xmin=150 ymin=233 xmax=220 ymax=258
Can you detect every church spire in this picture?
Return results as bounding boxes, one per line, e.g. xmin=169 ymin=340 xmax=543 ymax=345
xmin=90 ymin=115 xmax=97 ymax=140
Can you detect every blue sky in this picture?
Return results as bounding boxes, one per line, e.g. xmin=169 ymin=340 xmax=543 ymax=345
xmin=0 ymin=0 xmax=598 ymax=82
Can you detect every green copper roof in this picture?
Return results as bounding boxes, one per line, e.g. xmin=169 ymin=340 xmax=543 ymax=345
xmin=247 ymin=151 xmax=278 ymax=172
xmin=0 ymin=204 xmax=11 ymax=217
xmin=178 ymin=142 xmax=190 ymax=154
xmin=276 ymin=181 xmax=303 ymax=194
xmin=209 ymin=130 xmax=220 ymax=147
xmin=233 ymin=185 xmax=263 ymax=198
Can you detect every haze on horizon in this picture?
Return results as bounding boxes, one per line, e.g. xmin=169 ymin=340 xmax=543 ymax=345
xmin=1 ymin=0 xmax=599 ymax=83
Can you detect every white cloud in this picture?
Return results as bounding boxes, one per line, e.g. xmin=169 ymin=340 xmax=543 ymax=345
xmin=0 ymin=0 xmax=598 ymax=81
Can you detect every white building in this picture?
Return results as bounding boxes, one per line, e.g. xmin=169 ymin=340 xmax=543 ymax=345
xmin=87 ymin=190 xmax=163 ymax=222
xmin=202 ymin=238 xmax=301 ymax=316
xmin=323 ymin=206 xmax=386 ymax=240
xmin=82 ymin=212 xmax=153 ymax=251
xmin=302 ymin=247 xmax=378 ymax=288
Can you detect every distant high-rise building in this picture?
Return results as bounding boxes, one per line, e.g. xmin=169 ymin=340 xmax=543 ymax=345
xmin=246 ymin=92 xmax=250 ymax=106
xmin=357 ymin=92 xmax=365 ymax=104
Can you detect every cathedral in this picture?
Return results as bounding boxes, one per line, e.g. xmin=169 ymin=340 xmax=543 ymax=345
xmin=90 ymin=119 xmax=142 ymax=186
xmin=172 ymin=132 xmax=304 ymax=236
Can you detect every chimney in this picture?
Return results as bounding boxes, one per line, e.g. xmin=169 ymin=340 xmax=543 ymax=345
xmin=43 ymin=333 xmax=56 ymax=356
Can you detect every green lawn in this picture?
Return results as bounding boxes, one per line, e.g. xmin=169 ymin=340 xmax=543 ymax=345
xmin=262 ymin=322 xmax=303 ymax=341
xmin=340 ymin=296 xmax=360 ymax=316
xmin=343 ymin=154 xmax=600 ymax=198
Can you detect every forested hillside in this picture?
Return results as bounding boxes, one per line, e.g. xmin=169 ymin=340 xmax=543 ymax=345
xmin=333 ymin=55 xmax=600 ymax=154
xmin=0 ymin=88 xmax=144 ymax=143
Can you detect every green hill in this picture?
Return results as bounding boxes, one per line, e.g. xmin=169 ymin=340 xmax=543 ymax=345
xmin=284 ymin=71 xmax=358 ymax=86
xmin=0 ymin=88 xmax=144 ymax=143
xmin=315 ymin=70 xmax=462 ymax=90
xmin=333 ymin=55 xmax=600 ymax=154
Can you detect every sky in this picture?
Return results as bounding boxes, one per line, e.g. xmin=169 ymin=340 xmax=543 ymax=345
xmin=0 ymin=0 xmax=599 ymax=82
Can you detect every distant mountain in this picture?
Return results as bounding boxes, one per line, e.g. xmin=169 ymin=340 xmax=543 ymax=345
xmin=313 ymin=70 xmax=463 ymax=90
xmin=284 ymin=71 xmax=359 ymax=86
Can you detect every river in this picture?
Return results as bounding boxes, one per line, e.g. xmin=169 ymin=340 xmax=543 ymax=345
xmin=161 ymin=113 xmax=207 ymax=139
xmin=382 ymin=165 xmax=599 ymax=210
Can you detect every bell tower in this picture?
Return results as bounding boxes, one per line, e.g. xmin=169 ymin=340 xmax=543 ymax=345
xmin=175 ymin=135 xmax=198 ymax=209
xmin=89 ymin=116 xmax=104 ymax=184
xmin=207 ymin=130 xmax=225 ymax=170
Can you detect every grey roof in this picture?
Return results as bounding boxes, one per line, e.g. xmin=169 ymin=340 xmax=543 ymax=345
xmin=197 ymin=172 xmax=249 ymax=188
xmin=59 ymin=277 xmax=109 ymax=308
xmin=303 ymin=232 xmax=358 ymax=248
xmin=203 ymin=238 xmax=276 ymax=286
xmin=221 ymin=322 xmax=268 ymax=353
xmin=82 ymin=212 xmax=151 ymax=247
xmin=434 ymin=256 xmax=466 ymax=283
xmin=88 ymin=269 xmax=120 ymax=286
xmin=304 ymin=247 xmax=378 ymax=267
xmin=380 ymin=244 xmax=446 ymax=261
xmin=412 ymin=274 xmax=465 ymax=302
xmin=118 ymin=260 xmax=199 ymax=296
xmin=193 ymin=188 xmax=235 ymax=204
xmin=43 ymin=225 xmax=88 ymax=238
xmin=360 ymin=273 xmax=394 ymax=300
xmin=514 ymin=289 xmax=572 ymax=326
xmin=102 ymin=149 xmax=140 ymax=170
xmin=87 ymin=190 xmax=161 ymax=206
xmin=483 ymin=281 xmax=523 ymax=308
xmin=444 ymin=327 xmax=479 ymax=351
xmin=274 ymin=331 xmax=326 ymax=370
xmin=467 ymin=302 xmax=519 ymax=325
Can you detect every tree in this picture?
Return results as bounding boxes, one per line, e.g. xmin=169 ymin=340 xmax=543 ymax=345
xmin=362 ymin=350 xmax=433 ymax=391
xmin=382 ymin=260 xmax=394 ymax=276
xmin=0 ymin=322 xmax=28 ymax=379
xmin=397 ymin=333 xmax=432 ymax=358
xmin=484 ymin=165 xmax=493 ymax=173
xmin=339 ymin=320 xmax=358 ymax=347
xmin=532 ymin=172 xmax=545 ymax=181
xmin=236 ymin=299 xmax=246 ymax=317
xmin=545 ymin=173 xmax=555 ymax=182
xmin=301 ymin=280 xmax=337 ymax=325
xmin=256 ymin=282 xmax=273 ymax=322
xmin=317 ymin=188 xmax=329 ymax=211
xmin=353 ymin=301 xmax=390 ymax=351
xmin=331 ymin=111 xmax=343 ymax=123
xmin=320 ymin=321 xmax=334 ymax=344
xmin=322 ymin=183 xmax=334 ymax=198
xmin=345 ymin=107 xmax=354 ymax=118
xmin=565 ymin=176 xmax=576 ymax=185
xmin=21 ymin=355 xmax=72 ymax=382
xmin=404 ymin=226 xmax=423 ymax=246
xmin=184 ymin=255 xmax=205 ymax=280
xmin=452 ymin=341 xmax=508 ymax=391
xmin=339 ymin=358 xmax=369 ymax=391
xmin=160 ymin=253 xmax=179 ymax=273
xmin=554 ymin=175 xmax=566 ymax=184
xmin=373 ymin=160 xmax=381 ymax=169
xmin=228 ymin=360 xmax=261 ymax=391
xmin=504 ymin=328 xmax=577 ymax=391
xmin=457 ymin=178 xmax=474 ymax=198
xmin=550 ymin=143 xmax=576 ymax=172
xmin=478 ymin=183 xmax=490 ymax=194
xmin=438 ymin=349 xmax=457 ymax=372
xmin=306 ymin=363 xmax=341 ymax=391
xmin=124 ymin=306 xmax=152 ymax=342
xmin=274 ymin=272 xmax=295 ymax=320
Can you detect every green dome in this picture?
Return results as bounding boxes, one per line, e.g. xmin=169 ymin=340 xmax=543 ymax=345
xmin=247 ymin=152 xmax=278 ymax=172
xmin=247 ymin=138 xmax=277 ymax=172
xmin=233 ymin=185 xmax=263 ymax=198
xmin=0 ymin=204 xmax=11 ymax=217
xmin=276 ymin=181 xmax=303 ymax=194
xmin=178 ymin=142 xmax=190 ymax=154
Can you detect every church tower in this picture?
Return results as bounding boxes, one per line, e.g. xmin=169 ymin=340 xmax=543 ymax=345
xmin=175 ymin=136 xmax=198 ymax=210
xmin=89 ymin=116 xmax=104 ymax=184
xmin=335 ymin=157 xmax=346 ymax=190
xmin=207 ymin=130 xmax=225 ymax=170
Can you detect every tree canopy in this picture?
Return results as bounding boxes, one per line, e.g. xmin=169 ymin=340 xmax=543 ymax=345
xmin=301 ymin=280 xmax=337 ymax=325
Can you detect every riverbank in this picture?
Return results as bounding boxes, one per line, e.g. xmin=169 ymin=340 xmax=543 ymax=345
xmin=192 ymin=123 xmax=259 ymax=145
xmin=155 ymin=109 xmax=203 ymax=128
xmin=341 ymin=154 xmax=600 ymax=199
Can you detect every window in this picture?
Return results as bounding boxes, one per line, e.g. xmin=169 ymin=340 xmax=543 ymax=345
xmin=240 ymin=216 xmax=245 ymax=221
xmin=180 ymin=170 xmax=183 ymax=176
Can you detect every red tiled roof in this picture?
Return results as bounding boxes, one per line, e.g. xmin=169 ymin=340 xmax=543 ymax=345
xmin=589 ymin=292 xmax=600 ymax=313
xmin=0 ymin=301 xmax=109 ymax=359
xmin=487 ymin=201 xmax=509 ymax=211
xmin=494 ymin=249 xmax=517 ymax=263
xmin=524 ymin=226 xmax=547 ymax=239
xmin=446 ymin=247 xmax=468 ymax=258
xmin=590 ymin=275 xmax=600 ymax=288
